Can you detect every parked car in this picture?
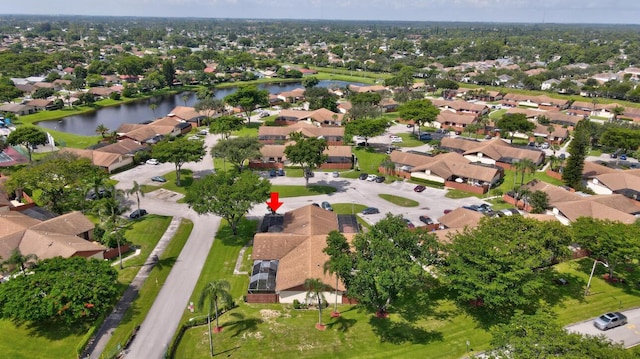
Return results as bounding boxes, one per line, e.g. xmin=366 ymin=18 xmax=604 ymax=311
xmin=198 ymin=129 xmax=209 ymax=136
xmin=366 ymin=174 xmax=378 ymax=181
xmin=417 ymin=133 xmax=432 ymax=141
xmin=332 ymin=171 xmax=339 ymax=178
xmin=151 ymin=176 xmax=167 ymax=183
xmin=187 ymin=135 xmax=200 ymax=140
xmin=304 ymin=169 xmax=315 ymax=178
xmin=311 ymin=203 xmax=320 ymax=207
xmin=358 ymin=173 xmax=369 ymax=180
xmin=559 ymin=153 xmax=566 ymax=160
xmin=375 ymin=176 xmax=385 ymax=183
xmin=277 ymin=168 xmax=285 ymax=176
xmin=390 ymin=136 xmax=403 ymax=143
xmin=129 ymin=209 xmax=148 ymax=219
xmin=321 ymin=201 xmax=333 ymax=211
xmin=146 ymin=158 xmax=160 ymax=165
xmin=414 ymin=185 xmax=426 ymax=193
xmin=620 ymin=154 xmax=628 ymax=161
xmin=499 ymin=208 xmax=520 ymax=216
xmin=593 ymin=312 xmax=627 ymax=331
xmin=403 ymin=218 xmax=415 ymax=229
xmin=419 ymin=215 xmax=434 ymax=225
xmin=86 ymin=188 xmax=111 ymax=201
xmin=362 ymin=207 xmax=380 ymax=215
xmin=541 ymin=142 xmax=550 ymax=149
xmin=269 ymin=169 xmax=277 ymax=177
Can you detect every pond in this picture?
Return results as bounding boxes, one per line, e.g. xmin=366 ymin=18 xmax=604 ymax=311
xmin=37 ymin=80 xmax=359 ymax=136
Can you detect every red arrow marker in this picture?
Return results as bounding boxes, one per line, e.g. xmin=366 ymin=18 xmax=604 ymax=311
xmin=266 ymin=192 xmax=283 ymax=212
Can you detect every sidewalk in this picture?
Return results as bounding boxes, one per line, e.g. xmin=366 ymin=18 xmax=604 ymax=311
xmin=82 ymin=216 xmax=183 ymax=359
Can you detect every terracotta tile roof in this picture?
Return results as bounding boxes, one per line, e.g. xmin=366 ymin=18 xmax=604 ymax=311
xmin=593 ymin=170 xmax=640 ymax=193
xmin=553 ymin=199 xmax=637 ymax=224
xmin=252 ymin=233 xmax=308 ymax=260
xmin=116 ymin=123 xmax=145 ymax=134
xmin=456 ymin=138 xmax=545 ymax=164
xmin=59 ymin=148 xmax=124 ymax=169
xmin=19 ymin=230 xmax=105 ymax=259
xmin=430 ymin=99 xmax=488 ymax=113
xmin=348 ymin=84 xmax=387 ymax=93
xmin=411 ymin=152 xmax=499 ymax=182
xmin=150 ymin=116 xmax=184 ymax=127
xmin=523 ymin=213 xmax=560 ymax=222
xmin=588 ymin=194 xmax=640 ymax=214
xmin=260 ymin=145 xmax=286 ymax=158
xmin=582 ymin=161 xmax=618 ymax=178
xmin=258 ymin=122 xmax=344 ymax=138
xmin=282 ymin=205 xmax=339 ymax=236
xmin=95 ymin=139 xmax=146 ymax=155
xmin=546 ymin=112 xmax=582 ymax=125
xmin=533 ymin=123 xmax=569 ymax=138
xmin=122 ymin=126 xmax=165 ymax=142
xmin=168 ymin=106 xmax=205 ymax=120
xmin=0 ymin=211 xmax=40 ymax=237
xmin=505 ymin=107 xmax=547 ymax=118
xmin=30 ymin=211 xmax=94 ymax=236
xmin=436 ymin=111 xmax=478 ymax=125
xmin=325 ymin=146 xmax=352 ymax=157
xmin=525 ymin=180 xmax=583 ymax=206
xmin=278 ymin=109 xmax=344 ymax=124
xmin=275 ymin=234 xmax=350 ymax=292
xmin=390 ymin=150 xmax=433 ymax=167
xmin=25 ymin=99 xmax=53 ymax=107
xmin=437 ymin=208 xmax=484 ymax=229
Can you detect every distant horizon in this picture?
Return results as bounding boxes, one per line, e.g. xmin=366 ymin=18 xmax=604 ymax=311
xmin=3 ymin=1 xmax=640 ymax=26
xmin=2 ymin=13 xmax=640 ymax=28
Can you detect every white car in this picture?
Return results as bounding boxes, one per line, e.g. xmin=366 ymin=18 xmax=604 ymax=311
xmin=366 ymin=174 xmax=378 ymax=181
xmin=391 ymin=137 xmax=403 ymax=143
xmin=146 ymin=158 xmax=160 ymax=165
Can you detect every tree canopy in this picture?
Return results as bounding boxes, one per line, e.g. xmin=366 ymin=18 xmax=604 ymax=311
xmin=562 ymin=118 xmax=591 ymax=189
xmin=185 ymin=170 xmax=270 ymax=235
xmin=444 ymin=216 xmax=571 ymax=316
xmin=208 ymin=115 xmax=245 ymax=139
xmin=496 ymin=113 xmax=535 ymax=142
xmin=211 ymin=136 xmax=262 ymax=172
xmin=223 ymin=85 xmax=269 ymax=123
xmin=304 ymin=87 xmax=338 ymax=112
xmin=324 ymin=214 xmax=440 ymax=315
xmin=397 ymin=99 xmax=439 ymax=129
xmin=0 ymin=257 xmax=118 ymax=325
xmin=345 ymin=118 xmax=390 ymax=146
xmin=6 ymin=126 xmax=48 ymax=162
xmin=152 ymin=137 xmax=206 ymax=185
xmin=283 ymin=134 xmax=328 ymax=186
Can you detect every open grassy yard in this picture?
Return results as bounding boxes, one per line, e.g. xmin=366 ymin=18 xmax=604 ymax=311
xmin=378 ymin=193 xmax=419 ymax=207
xmin=352 ymin=147 xmax=387 ymax=174
xmin=170 ymin=215 xmax=640 ymax=359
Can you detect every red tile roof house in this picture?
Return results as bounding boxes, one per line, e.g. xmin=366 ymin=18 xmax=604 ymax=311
xmin=430 ymin=99 xmax=490 ymax=116
xmin=275 ymin=108 xmax=344 ymax=126
xmin=258 ymin=122 xmax=345 ymax=145
xmin=436 ymin=110 xmax=479 ymax=134
xmin=250 ymin=144 xmax=353 ymax=170
xmin=168 ymin=106 xmax=208 ymax=127
xmin=248 ymin=205 xmax=357 ymax=304
xmin=276 ymin=88 xmax=306 ymax=103
xmin=440 ymin=137 xmax=545 ymax=170
xmin=587 ymin=168 xmax=640 ymax=200
xmin=0 ymin=211 xmax=107 ymax=276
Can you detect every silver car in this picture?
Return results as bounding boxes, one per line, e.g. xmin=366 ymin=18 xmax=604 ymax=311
xmin=593 ymin=312 xmax=627 ymax=330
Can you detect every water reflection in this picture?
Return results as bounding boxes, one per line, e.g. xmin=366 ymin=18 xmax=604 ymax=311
xmin=38 ymin=80 xmax=358 ymax=136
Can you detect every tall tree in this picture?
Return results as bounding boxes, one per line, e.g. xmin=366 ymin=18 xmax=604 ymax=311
xmin=0 ymin=257 xmax=119 ymax=325
xmin=284 ymin=134 xmax=328 ymax=187
xmin=210 ymin=136 xmax=262 ymax=172
xmin=496 ymin=113 xmax=535 ymax=143
xmin=344 ymin=118 xmax=390 ymax=146
xmin=397 ymin=99 xmax=439 ymax=133
xmin=323 ymin=230 xmax=353 ymax=316
xmin=195 ymin=97 xmax=226 ymax=122
xmin=515 ymin=158 xmax=536 ymax=186
xmin=1 ymin=249 xmax=37 ymax=275
xmin=209 ymin=115 xmax=244 ymax=140
xmin=304 ymin=87 xmax=338 ymax=112
xmin=562 ymin=118 xmax=590 ymax=190
xmin=304 ymin=278 xmax=328 ymax=329
xmin=326 ymin=215 xmax=440 ymax=316
xmin=126 ymin=181 xmax=144 ymax=215
xmin=162 ymin=59 xmax=176 ymax=88
xmin=6 ymin=126 xmax=48 ymax=162
xmin=224 ymin=85 xmax=269 ymax=124
xmin=185 ymin=170 xmax=270 ymax=235
xmin=572 ymin=218 xmax=640 ymax=280
xmin=528 ymin=190 xmax=550 ymax=214
xmin=444 ymin=216 xmax=571 ymax=317
xmin=198 ymin=280 xmax=233 ymax=356
xmin=152 ymin=137 xmax=206 ymax=186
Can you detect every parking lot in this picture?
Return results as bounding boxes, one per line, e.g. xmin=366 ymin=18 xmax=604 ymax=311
xmin=565 ymin=307 xmax=640 ymax=348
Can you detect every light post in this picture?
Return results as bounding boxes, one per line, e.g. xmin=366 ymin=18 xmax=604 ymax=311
xmin=585 ymin=259 xmax=609 ymax=296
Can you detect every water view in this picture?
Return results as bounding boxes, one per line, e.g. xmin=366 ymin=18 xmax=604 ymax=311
xmin=37 ymin=80 xmax=358 ymax=136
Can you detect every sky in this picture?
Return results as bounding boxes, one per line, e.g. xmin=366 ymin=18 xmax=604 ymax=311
xmin=4 ymin=0 xmax=640 ymax=25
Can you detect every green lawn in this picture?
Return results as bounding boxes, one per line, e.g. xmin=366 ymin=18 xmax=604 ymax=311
xmin=397 ymin=133 xmax=428 ymax=147
xmin=271 ymin=185 xmax=337 ymax=197
xmin=232 ymin=122 xmax=260 ymax=137
xmin=378 ymin=194 xmax=419 ymax=207
xmin=103 ymin=218 xmax=194 ymax=358
xmin=497 ymin=169 xmax=563 ymax=194
xmin=488 ymin=109 xmax=507 ymax=120
xmin=353 ymin=147 xmax=387 ymax=174
xmin=445 ymin=189 xmax=482 ymax=199
xmin=140 ymin=169 xmax=194 ymax=196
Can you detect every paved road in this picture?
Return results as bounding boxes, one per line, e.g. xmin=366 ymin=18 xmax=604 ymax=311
xmin=566 ymin=307 xmax=640 ymax=348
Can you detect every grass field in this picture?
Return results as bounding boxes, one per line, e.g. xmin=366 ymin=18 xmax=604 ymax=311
xmin=171 ymin=217 xmax=640 ymax=359
xmin=271 ymin=185 xmax=337 ymax=197
xmin=378 ymin=193 xmax=420 ymax=207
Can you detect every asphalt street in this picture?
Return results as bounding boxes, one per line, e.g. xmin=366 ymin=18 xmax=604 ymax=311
xmin=566 ymin=307 xmax=640 ymax=348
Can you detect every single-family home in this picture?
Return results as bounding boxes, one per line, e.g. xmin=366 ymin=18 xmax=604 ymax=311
xmin=248 ymin=205 xmax=358 ymax=304
xmin=275 ymin=108 xmax=344 ymax=126
xmin=258 ymin=122 xmax=345 ymax=145
xmin=440 ymin=138 xmax=545 ymax=169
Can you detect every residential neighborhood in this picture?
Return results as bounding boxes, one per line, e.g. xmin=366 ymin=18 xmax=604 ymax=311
xmin=1 ymin=14 xmax=640 ymax=359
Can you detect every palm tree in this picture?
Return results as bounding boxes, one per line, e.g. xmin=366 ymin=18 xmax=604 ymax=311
xmin=304 ymin=278 xmax=328 ymax=329
xmin=2 ymin=248 xmax=37 ymax=274
xmin=95 ymin=124 xmax=109 ymax=138
xmin=516 ymin=158 xmax=536 ymax=186
xmin=198 ymin=280 xmax=233 ymax=357
xmin=182 ymin=94 xmax=189 ymax=106
xmin=126 ymin=181 xmax=144 ymax=214
xmin=94 ymin=185 xmax=129 ymax=269
xmin=323 ymin=261 xmax=340 ymax=317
